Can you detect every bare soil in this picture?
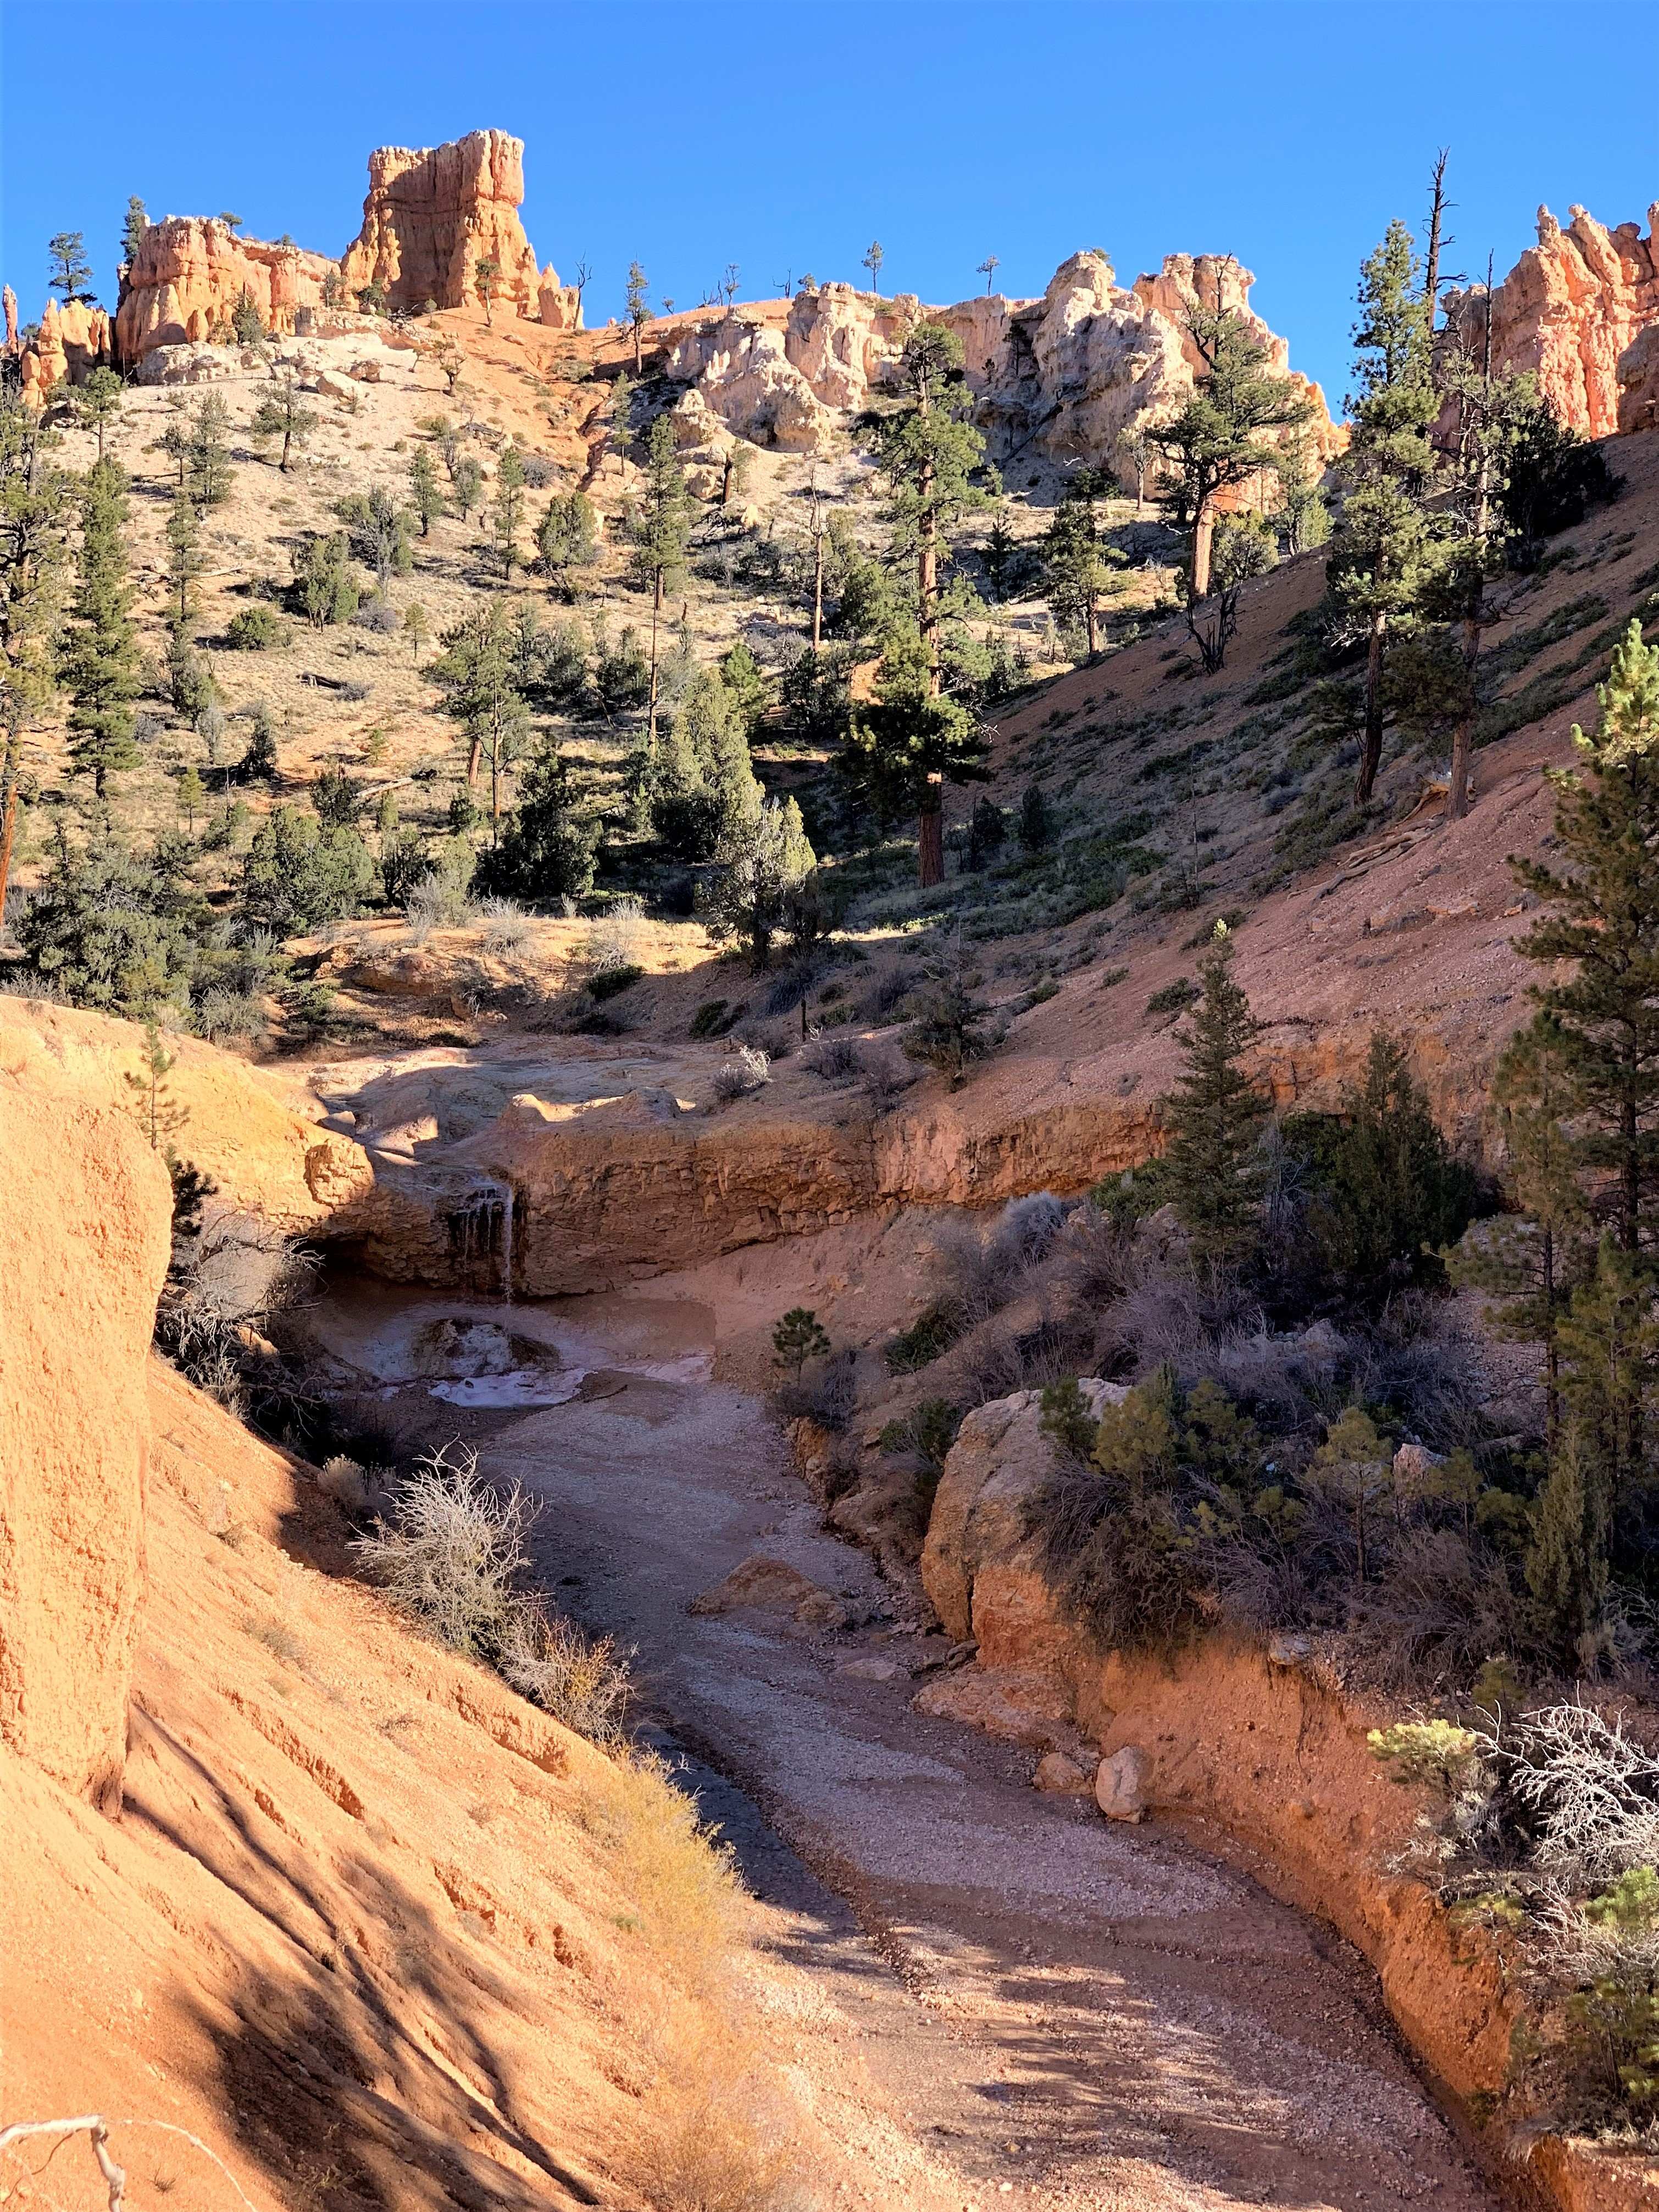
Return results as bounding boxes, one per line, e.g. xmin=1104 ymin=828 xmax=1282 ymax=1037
xmin=320 ymin=1278 xmax=1503 ymax=2212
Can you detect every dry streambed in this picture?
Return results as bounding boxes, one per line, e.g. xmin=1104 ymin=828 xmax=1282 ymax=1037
xmin=311 ymin=1278 xmax=1500 ymax=2211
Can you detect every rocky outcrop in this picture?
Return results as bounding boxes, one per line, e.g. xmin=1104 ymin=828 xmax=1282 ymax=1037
xmin=113 ymin=217 xmax=337 ymax=365
xmin=0 ymin=1034 xmax=170 ymax=1803
xmin=16 ymin=298 xmax=112 ymax=402
xmin=340 ymin=129 xmax=540 ymax=315
xmin=537 ymin=262 xmax=582 ymax=331
xmin=1444 ymin=203 xmax=1659 ymax=439
xmin=669 ymin=252 xmax=1341 ymax=481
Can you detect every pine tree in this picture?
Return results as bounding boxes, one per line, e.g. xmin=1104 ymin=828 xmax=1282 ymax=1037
xmin=837 ymin=628 xmax=988 ymax=856
xmin=474 ymin=253 xmax=500 ymax=327
xmin=773 ymin=1308 xmax=830 ymax=1378
xmin=64 ymin=458 xmax=141 ymax=797
xmin=870 ymin=321 xmax=994 ymax=883
xmin=74 ymin=368 xmax=125 ymax=465
xmin=492 ymin=444 xmax=526 ymax=579
xmin=609 ymin=370 xmax=634 ymax=474
xmin=1042 ymin=472 xmax=1123 ymax=659
xmin=175 ymin=764 xmax=205 ymax=833
xmin=1158 ymin=943 xmax=1267 ymax=1263
xmin=536 ymin=489 xmax=596 ymax=586
xmin=901 ymin=925 xmax=995 ymax=1088
xmin=652 ymin=665 xmax=759 ymax=861
xmin=164 ymin=486 xmax=201 ymax=631
xmin=450 ymin=454 xmax=484 ymax=521
xmin=625 ymin=262 xmax=650 ymax=371
xmin=231 ymin=288 xmax=264 ymax=345
xmin=408 ymin=447 xmax=445 ymax=535
xmin=1513 ymin=622 xmax=1659 ymax=1255
xmin=626 ymin=414 xmax=692 ymax=749
xmin=702 ymin=794 xmax=814 ymax=967
xmin=403 ymin=601 xmax=429 ymax=664
xmin=1145 ymin=287 xmax=1312 ymax=600
xmin=1328 ymin=220 xmax=1441 ymax=803
xmin=473 ymin=736 xmax=598 ymax=903
xmin=429 ymin=602 xmax=530 ymax=839
xmin=186 ymin=392 xmax=235 ymax=511
xmin=1524 ymin=1418 xmax=1612 ymax=1665
xmin=122 ymin=1019 xmax=187 ymax=1150
xmin=250 ymin=375 xmax=315 ymax=472
xmin=1556 ymin=1235 xmax=1659 ymax=1516
xmin=1450 ymin=1015 xmax=1589 ymax=1442
xmin=47 ymin=231 xmax=96 ymax=305
xmin=120 ymin=197 xmax=149 ymax=270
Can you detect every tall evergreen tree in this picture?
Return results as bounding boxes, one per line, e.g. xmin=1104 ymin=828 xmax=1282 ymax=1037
xmin=1145 ymin=287 xmax=1311 ymax=601
xmin=408 ymin=446 xmax=445 ymax=535
xmin=64 ymin=458 xmax=141 ymax=797
xmin=74 ymin=368 xmax=125 ymax=465
xmin=1450 ymin=1014 xmax=1589 ymax=1443
xmin=1524 ymin=1418 xmax=1612 ymax=1665
xmin=250 ymin=375 xmax=316 ymax=473
xmin=1158 ymin=942 xmax=1267 ymax=1263
xmin=702 ymin=793 xmax=814 ymax=967
xmin=164 ymin=486 xmax=201 ymax=632
xmin=1328 ymin=219 xmax=1441 ymax=803
xmin=837 ymin=628 xmax=989 ymax=861
xmin=120 ymin=197 xmax=149 ymax=270
xmin=186 ymin=392 xmax=235 ymax=512
xmin=0 ymin=400 xmax=70 ymax=918
xmin=1042 ymin=470 xmax=1122 ymax=659
xmin=492 ymin=443 xmax=527 ymax=579
xmin=1512 ymin=621 xmax=1659 ymax=1256
xmin=429 ymin=601 xmax=530 ymax=839
xmin=473 ymin=736 xmax=598 ymax=903
xmin=625 ymin=262 xmax=650 ymax=371
xmin=47 ymin=231 xmax=96 ymax=305
xmin=872 ymin=320 xmax=994 ymax=883
xmin=626 ymin=413 xmax=692 ymax=749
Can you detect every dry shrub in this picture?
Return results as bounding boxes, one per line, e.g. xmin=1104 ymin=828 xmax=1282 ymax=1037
xmin=580 ymin=1749 xmax=752 ymax=1992
xmin=713 ymin=1043 xmax=771 ymax=1101
xmin=619 ymin=2011 xmax=800 ymax=2212
xmin=498 ymin=1606 xmax=632 ymax=1745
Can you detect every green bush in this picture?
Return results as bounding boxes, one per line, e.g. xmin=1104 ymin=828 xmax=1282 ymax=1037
xmin=885 ymin=1300 xmax=966 ymax=1375
xmin=587 ymin=962 xmax=645 ymax=1001
xmin=1145 ymin=976 xmax=1200 ymax=1017
xmin=224 ymin=603 xmax=288 ymax=651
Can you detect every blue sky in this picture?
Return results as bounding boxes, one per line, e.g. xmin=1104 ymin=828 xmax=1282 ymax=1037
xmin=2 ymin=0 xmax=1654 ymax=411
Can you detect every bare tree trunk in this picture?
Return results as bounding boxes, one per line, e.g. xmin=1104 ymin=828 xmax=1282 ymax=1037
xmin=1423 ymin=148 xmax=1449 ymax=346
xmin=1356 ymin=609 xmax=1386 ymax=803
xmin=810 ymin=472 xmax=824 ymax=650
xmin=465 ymin=735 xmax=482 ymax=788
xmin=1191 ymin=508 xmax=1213 ymax=601
xmin=918 ymin=774 xmax=944 ymax=889
xmin=918 ymin=485 xmax=940 ymax=693
xmin=1085 ymin=594 xmax=1100 ymax=661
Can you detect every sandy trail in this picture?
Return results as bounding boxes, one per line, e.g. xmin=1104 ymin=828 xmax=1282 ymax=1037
xmin=325 ymin=1282 xmax=1501 ymax=2212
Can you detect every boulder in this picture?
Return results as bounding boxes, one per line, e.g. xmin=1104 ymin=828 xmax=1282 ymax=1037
xmin=835 ymin=1655 xmax=905 ymax=1682
xmin=689 ymin=1554 xmax=846 ymax=1628
xmin=1034 ymin=1751 xmax=1092 ymax=1795
xmin=316 ymin=369 xmax=356 ymax=400
xmin=920 ymin=1377 xmax=1126 ymax=1641
xmin=1095 ymin=1743 xmax=1152 ymax=1822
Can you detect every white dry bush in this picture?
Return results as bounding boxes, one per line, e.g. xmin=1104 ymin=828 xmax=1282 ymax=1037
xmin=475 ymin=895 xmax=535 ymax=957
xmin=584 ymin=894 xmax=645 ymax=974
xmin=1479 ymin=1701 xmax=1659 ymax=1891
xmin=352 ymin=1443 xmax=530 ymax=1655
xmin=404 ymin=869 xmax=476 ymax=945
xmin=712 ymin=1043 xmax=771 ymax=1103
xmin=353 ymin=1443 xmax=633 ymax=1743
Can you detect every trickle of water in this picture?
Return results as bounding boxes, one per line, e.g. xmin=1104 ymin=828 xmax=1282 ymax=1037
xmin=454 ymin=1177 xmax=516 ymax=1301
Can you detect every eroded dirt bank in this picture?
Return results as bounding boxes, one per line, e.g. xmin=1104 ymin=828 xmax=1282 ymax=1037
xmin=320 ymin=1278 xmax=1503 ymax=2211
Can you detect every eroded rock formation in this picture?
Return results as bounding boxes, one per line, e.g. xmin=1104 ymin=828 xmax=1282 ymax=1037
xmin=113 ymin=217 xmax=336 ymax=364
xmin=340 ymin=128 xmax=540 ymax=315
xmin=669 ymin=250 xmax=1341 ymax=483
xmin=0 ymin=1016 xmax=170 ymax=1803
xmin=1443 ymin=203 xmax=1659 ymax=438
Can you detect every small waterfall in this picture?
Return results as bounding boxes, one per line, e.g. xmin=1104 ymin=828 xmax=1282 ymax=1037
xmin=453 ymin=1177 xmax=517 ymax=1300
